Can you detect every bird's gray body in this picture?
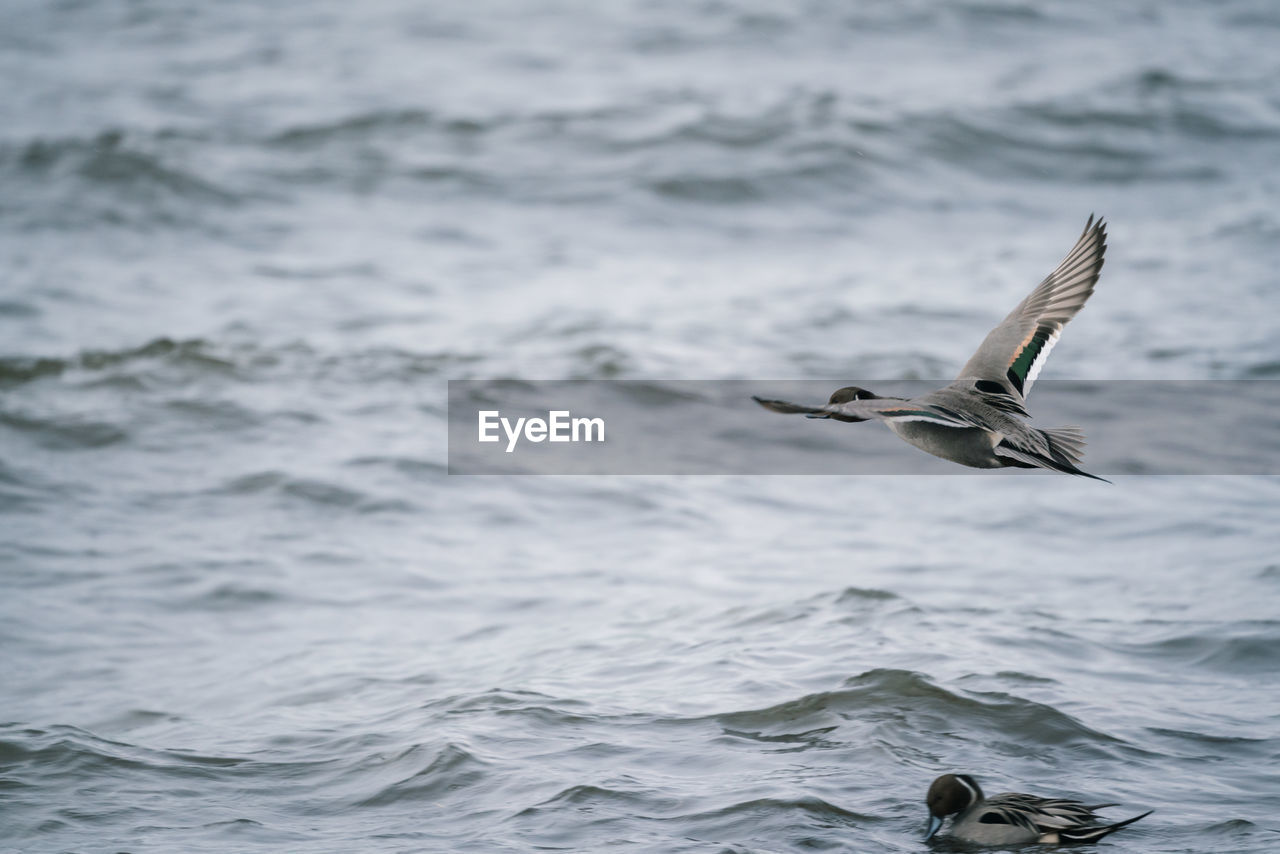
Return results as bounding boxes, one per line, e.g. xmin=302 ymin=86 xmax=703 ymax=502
xmin=950 ymin=799 xmax=1045 ymax=844
xmin=885 ymin=383 xmax=1043 ymax=469
xmin=888 ymin=421 xmax=1001 ymax=469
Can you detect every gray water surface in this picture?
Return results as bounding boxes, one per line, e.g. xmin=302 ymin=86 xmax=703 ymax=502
xmin=3 ymin=1 xmax=1279 ymax=852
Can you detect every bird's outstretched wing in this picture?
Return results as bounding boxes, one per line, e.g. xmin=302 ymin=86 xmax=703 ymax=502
xmin=956 ymin=216 xmax=1107 ymax=398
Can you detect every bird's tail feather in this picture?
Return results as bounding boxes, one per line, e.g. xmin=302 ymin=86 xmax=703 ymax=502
xmin=1039 ymin=425 xmax=1087 ymax=466
xmin=994 ymin=441 xmax=1112 ymax=483
xmin=1058 ymin=810 xmax=1153 ymax=843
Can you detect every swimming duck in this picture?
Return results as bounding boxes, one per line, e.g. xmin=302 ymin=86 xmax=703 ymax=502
xmin=753 ymin=216 xmax=1110 ymax=480
xmin=925 ymin=773 xmax=1152 ymax=845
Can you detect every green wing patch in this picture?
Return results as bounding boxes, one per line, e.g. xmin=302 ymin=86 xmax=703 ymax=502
xmin=1007 ymin=326 xmax=1054 ymax=394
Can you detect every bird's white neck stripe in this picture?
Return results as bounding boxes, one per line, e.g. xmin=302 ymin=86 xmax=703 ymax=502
xmin=955 ymin=776 xmax=978 ymax=804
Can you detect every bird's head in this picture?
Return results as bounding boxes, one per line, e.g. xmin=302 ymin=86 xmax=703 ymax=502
xmin=827 ymin=386 xmax=879 ymax=404
xmin=816 ymin=386 xmax=879 ymax=422
xmin=925 ymin=774 xmax=982 ymax=839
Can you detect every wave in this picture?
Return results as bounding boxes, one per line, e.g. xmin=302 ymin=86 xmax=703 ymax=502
xmin=423 ymin=689 xmax=597 ymax=723
xmin=712 ymin=587 xmax=911 ymax=635
xmin=267 ymin=109 xmax=438 ymax=147
xmin=0 ymin=409 xmax=128 ymax=450
xmin=714 ymin=669 xmax=1127 ymax=755
xmin=175 ymin=582 xmax=286 ymax=612
xmin=5 ymin=59 xmax=1274 ymax=233
xmin=357 ymin=742 xmax=492 ymax=807
xmin=0 ymin=337 xmax=477 ymax=391
xmin=517 ymin=782 xmax=678 ymax=816
xmin=1105 ymin=622 xmax=1280 ymax=675
xmin=252 ymin=95 xmax=1274 ymax=217
xmin=0 ymin=723 xmax=247 ymax=781
xmin=0 ymin=338 xmax=228 ymax=388
xmin=671 ymin=794 xmax=872 ymax=825
xmin=209 ymin=470 xmax=421 ymax=515
xmin=0 ymin=130 xmax=244 ymax=231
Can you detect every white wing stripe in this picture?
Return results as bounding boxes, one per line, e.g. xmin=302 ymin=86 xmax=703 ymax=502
xmin=1025 ymin=328 xmax=1060 ymax=388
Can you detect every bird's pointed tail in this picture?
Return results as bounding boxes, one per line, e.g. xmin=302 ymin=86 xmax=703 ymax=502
xmin=1058 ymin=810 xmax=1153 ymax=843
xmin=993 ymin=440 xmax=1113 ymax=483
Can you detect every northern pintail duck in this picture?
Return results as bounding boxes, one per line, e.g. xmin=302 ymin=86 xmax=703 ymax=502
xmin=754 ymin=216 xmax=1110 ymax=480
xmin=925 ymin=773 xmax=1152 ymax=845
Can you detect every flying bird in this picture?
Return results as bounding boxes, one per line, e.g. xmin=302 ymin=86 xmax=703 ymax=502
xmin=753 ymin=216 xmax=1109 ymax=480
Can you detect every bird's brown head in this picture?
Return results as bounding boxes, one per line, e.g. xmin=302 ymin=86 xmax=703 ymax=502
xmin=926 ymin=774 xmax=981 ymax=819
xmin=925 ymin=774 xmax=982 ymax=840
xmin=827 ymin=386 xmax=879 ymax=405
xmin=820 ymin=387 xmax=879 ymax=422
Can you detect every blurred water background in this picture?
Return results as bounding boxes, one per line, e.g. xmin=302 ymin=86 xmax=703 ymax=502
xmin=2 ymin=1 xmax=1279 ymax=851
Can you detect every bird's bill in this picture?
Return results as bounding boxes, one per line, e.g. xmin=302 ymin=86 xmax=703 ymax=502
xmin=925 ymin=814 xmax=943 ymax=840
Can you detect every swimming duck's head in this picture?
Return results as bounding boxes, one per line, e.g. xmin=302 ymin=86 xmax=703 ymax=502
xmin=925 ymin=774 xmax=982 ymax=839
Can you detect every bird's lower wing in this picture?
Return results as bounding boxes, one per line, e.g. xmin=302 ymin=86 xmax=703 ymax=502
xmin=752 ymin=395 xmax=971 ymax=427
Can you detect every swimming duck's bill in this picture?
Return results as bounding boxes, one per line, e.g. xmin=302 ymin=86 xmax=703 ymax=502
xmin=925 ymin=814 xmax=943 ymax=840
